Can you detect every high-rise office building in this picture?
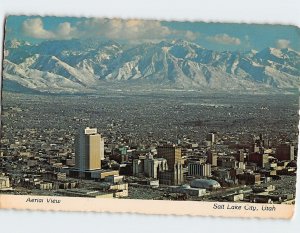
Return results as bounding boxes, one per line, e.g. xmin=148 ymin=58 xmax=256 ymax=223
xmin=207 ymin=150 xmax=218 ymax=166
xmin=188 ymin=162 xmax=211 ymax=177
xmin=206 ymin=133 xmax=216 ymax=145
xmin=276 ymin=143 xmax=295 ymax=161
xmin=235 ymin=150 xmax=245 ymax=162
xmin=157 ymin=145 xmax=183 ymax=185
xmin=157 ymin=145 xmax=182 ymax=169
xmin=248 ymin=152 xmax=269 ymax=168
xmin=144 ymin=157 xmax=168 ymax=179
xmin=100 ymin=136 xmax=105 ymax=161
xmin=75 ymin=127 xmax=104 ymax=172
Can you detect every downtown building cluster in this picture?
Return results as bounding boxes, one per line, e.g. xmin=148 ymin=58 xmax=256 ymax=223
xmin=4 ymin=123 xmax=296 ymax=203
xmin=0 ymin=118 xmax=297 ymax=203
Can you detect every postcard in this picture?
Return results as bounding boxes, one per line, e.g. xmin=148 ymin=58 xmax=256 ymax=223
xmin=0 ymin=15 xmax=299 ymax=218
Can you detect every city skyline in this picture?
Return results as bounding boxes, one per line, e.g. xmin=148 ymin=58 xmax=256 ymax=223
xmin=0 ymin=16 xmax=298 ymax=208
xmin=1 ymin=90 xmax=298 ymax=203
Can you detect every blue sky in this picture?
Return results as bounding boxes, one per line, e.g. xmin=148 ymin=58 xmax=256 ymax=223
xmin=5 ymin=15 xmax=300 ymax=51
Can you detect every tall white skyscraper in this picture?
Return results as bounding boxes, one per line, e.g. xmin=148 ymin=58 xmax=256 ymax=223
xmin=75 ymin=127 xmax=104 ymax=171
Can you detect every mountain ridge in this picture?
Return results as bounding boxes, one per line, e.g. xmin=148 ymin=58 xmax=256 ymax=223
xmin=3 ymin=39 xmax=300 ymax=94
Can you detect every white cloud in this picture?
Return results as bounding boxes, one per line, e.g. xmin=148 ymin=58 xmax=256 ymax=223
xmin=22 ymin=18 xmax=77 ymax=40
xmin=207 ymin=33 xmax=241 ymax=45
xmin=56 ymin=22 xmax=76 ymax=39
xmin=75 ymin=18 xmax=172 ymax=41
xmin=21 ymin=17 xmax=197 ymax=43
xmin=184 ymin=30 xmax=198 ymax=41
xmin=22 ymin=18 xmax=55 ymax=39
xmin=276 ymin=39 xmax=290 ymax=49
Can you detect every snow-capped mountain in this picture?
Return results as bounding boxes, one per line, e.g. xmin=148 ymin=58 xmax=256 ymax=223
xmin=3 ymin=39 xmax=300 ymax=93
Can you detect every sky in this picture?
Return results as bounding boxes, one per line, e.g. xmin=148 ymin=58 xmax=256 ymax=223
xmin=4 ymin=15 xmax=300 ymax=52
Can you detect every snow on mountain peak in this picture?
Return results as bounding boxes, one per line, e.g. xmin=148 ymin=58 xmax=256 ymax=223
xmin=3 ymin=39 xmax=300 ymax=94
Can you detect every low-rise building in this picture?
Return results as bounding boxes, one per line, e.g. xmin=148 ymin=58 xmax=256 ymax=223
xmin=0 ymin=176 xmax=11 ymax=190
xmin=37 ymin=182 xmax=53 ymax=190
xmin=105 ymin=175 xmax=124 ymax=184
xmin=168 ymin=185 xmax=206 ymax=197
xmin=237 ymin=172 xmax=261 ymax=185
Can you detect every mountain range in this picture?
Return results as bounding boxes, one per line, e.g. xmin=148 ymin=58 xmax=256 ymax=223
xmin=3 ymin=39 xmax=300 ymax=93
